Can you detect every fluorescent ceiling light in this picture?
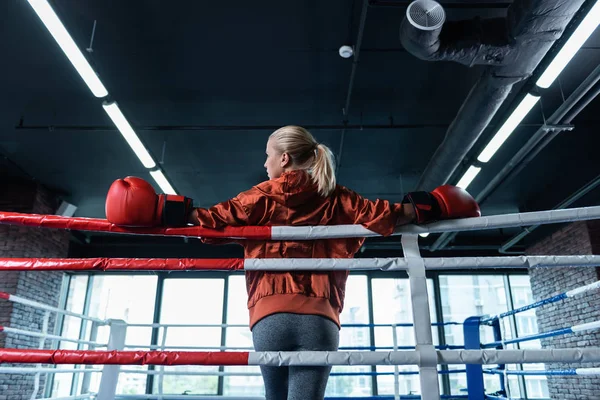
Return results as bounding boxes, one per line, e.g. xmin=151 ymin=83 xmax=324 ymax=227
xmin=419 ymin=233 xmax=430 ymax=237
xmin=27 ymin=0 xmax=109 ymax=98
xmin=102 ymin=102 xmax=156 ymax=169
xmin=477 ymin=94 xmax=540 ymax=163
xmin=537 ymin=1 xmax=600 ymax=89
xmin=456 ymin=166 xmax=482 ymax=190
xmin=150 ymin=170 xmax=177 ymax=195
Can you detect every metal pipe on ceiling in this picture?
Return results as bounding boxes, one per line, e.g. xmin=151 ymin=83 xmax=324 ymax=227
xmin=399 ymin=0 xmax=589 ymax=191
xmin=430 ymin=64 xmax=600 ymax=252
xmin=498 ymin=173 xmax=600 ymax=254
xmin=474 ymin=64 xmax=600 ymax=205
xmin=485 ymin=80 xmax=600 ymax=198
xmin=338 ymin=0 xmax=370 ymax=168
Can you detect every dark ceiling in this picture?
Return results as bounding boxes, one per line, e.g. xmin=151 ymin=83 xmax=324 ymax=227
xmin=1 ymin=0 xmax=599 ymax=259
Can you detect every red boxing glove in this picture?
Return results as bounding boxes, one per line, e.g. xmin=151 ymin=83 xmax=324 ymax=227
xmin=105 ymin=177 xmax=194 ymax=227
xmin=402 ymin=184 xmax=480 ymax=224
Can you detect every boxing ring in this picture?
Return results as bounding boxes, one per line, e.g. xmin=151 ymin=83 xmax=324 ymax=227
xmin=1 ymin=206 xmax=600 ymax=400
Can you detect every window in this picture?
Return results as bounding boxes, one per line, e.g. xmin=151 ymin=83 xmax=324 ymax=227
xmin=372 ymin=278 xmax=439 ymax=396
xmin=440 ymin=275 xmax=508 ymax=395
xmin=49 ymin=275 xmax=89 ymax=397
xmin=225 ymin=274 xmax=374 ymax=397
xmin=515 ymin=315 xmax=537 ymax=336
xmin=50 ymin=275 xmax=158 ymax=397
xmin=325 ymin=275 xmax=372 ymax=397
xmin=509 ymin=275 xmax=548 ymax=397
xmin=223 ymin=275 xmax=263 ymax=396
xmin=51 ymin=271 xmax=547 ymax=398
xmin=510 ymin=276 xmax=534 ymax=308
xmin=525 ymin=377 xmax=550 ymax=398
xmin=153 ymin=278 xmax=224 ymax=395
xmin=87 ymin=275 xmax=157 ymax=395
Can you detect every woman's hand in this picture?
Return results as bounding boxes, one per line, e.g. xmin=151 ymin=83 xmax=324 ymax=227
xmin=396 ymin=203 xmax=416 ymax=227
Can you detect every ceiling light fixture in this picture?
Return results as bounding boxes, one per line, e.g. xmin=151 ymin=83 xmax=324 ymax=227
xmin=27 ymin=0 xmax=108 ymax=98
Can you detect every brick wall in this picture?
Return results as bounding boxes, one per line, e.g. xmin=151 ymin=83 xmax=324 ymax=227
xmin=0 ymin=180 xmax=68 ymax=399
xmin=527 ymin=221 xmax=600 ymax=400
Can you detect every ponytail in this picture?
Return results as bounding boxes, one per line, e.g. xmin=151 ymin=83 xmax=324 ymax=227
xmin=269 ymin=126 xmax=337 ymax=196
xmin=311 ymin=143 xmax=336 ymax=196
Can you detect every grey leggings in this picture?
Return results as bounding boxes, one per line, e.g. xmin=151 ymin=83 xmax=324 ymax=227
xmin=252 ymin=313 xmax=340 ymax=400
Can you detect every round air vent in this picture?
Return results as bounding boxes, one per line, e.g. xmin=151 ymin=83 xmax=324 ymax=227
xmin=406 ymin=0 xmax=446 ymax=31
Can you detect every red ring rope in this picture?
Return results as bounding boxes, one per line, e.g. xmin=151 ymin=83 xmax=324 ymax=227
xmin=0 ymin=349 xmax=250 ymax=366
xmin=0 ymin=212 xmax=271 ymax=239
xmin=0 ymin=258 xmax=245 ymax=271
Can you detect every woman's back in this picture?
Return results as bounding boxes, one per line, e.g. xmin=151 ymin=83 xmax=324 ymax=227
xmin=224 ymin=169 xmax=401 ymax=329
xmin=238 ymin=169 xmax=399 ymax=259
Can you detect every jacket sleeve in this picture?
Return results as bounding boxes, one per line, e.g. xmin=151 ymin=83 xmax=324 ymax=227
xmin=194 ymin=187 xmax=270 ymax=229
xmin=194 ymin=197 xmax=250 ymax=229
xmin=342 ymin=188 xmax=403 ymax=237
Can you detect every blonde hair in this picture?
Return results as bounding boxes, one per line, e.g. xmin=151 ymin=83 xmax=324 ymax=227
xmin=269 ymin=125 xmax=336 ymax=196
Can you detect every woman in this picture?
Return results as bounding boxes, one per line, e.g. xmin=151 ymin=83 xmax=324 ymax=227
xmin=105 ymin=125 xmax=480 ymax=400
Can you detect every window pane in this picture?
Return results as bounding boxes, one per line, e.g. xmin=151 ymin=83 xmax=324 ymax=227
xmin=325 ymin=275 xmax=372 ymax=397
xmin=372 ymin=278 xmax=438 ymax=396
xmin=223 ymin=275 xmax=263 ymax=396
xmin=154 ymin=279 xmax=224 ymax=395
xmin=440 ymin=275 xmax=508 ymax=395
xmin=525 ymin=376 xmax=550 ymax=398
xmin=509 ymin=275 xmax=548 ymax=397
xmin=89 ymin=275 xmax=157 ymax=395
xmin=225 ymin=275 xmax=249 ymax=325
xmin=50 ymin=275 xmax=88 ymax=397
xmin=50 ymin=275 xmax=158 ymax=397
xmin=509 ymin=275 xmax=541 ymax=348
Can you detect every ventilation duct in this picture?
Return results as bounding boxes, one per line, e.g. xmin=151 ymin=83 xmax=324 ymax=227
xmin=400 ymin=0 xmax=588 ymax=191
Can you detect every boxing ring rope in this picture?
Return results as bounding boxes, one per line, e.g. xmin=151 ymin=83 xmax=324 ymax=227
xmin=122 ymin=322 xmax=462 ymax=328
xmin=2 ymin=255 xmax=600 ymax=272
xmin=0 ymin=291 xmax=107 ymax=325
xmin=483 ymin=320 xmax=600 ymax=348
xmin=39 ymin=396 xmax=95 ymax=400
xmin=0 ymin=300 xmax=465 ymax=398
xmin=469 ymin=276 xmax=600 ymax=398
xmin=1 ymin=205 xmax=599 ymax=239
xmin=481 ymin=280 xmax=600 ymax=325
xmin=1 ymin=206 xmax=600 ymax=400
xmin=484 ymin=367 xmax=600 ymax=376
xmin=0 ymin=365 xmax=467 ymax=378
xmin=485 ymin=397 xmax=541 ymax=400
xmin=2 ymin=348 xmax=600 ymax=365
xmin=117 ymin=317 xmax=467 ymax=399
xmin=0 ymin=302 xmax=466 ymax=397
xmin=116 ymin=369 xmax=468 ymax=377
xmin=0 ymin=361 xmax=472 ymax=392
xmin=112 ymin=396 xmax=469 ymax=400
xmin=0 ymin=289 xmax=110 ymax=400
xmin=0 ymin=367 xmax=102 ymax=374
xmin=0 ymin=326 xmax=106 ymax=348
xmin=122 ymin=344 xmax=464 ymax=351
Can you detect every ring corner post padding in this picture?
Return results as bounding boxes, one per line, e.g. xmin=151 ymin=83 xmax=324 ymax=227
xmin=97 ymin=319 xmax=127 ymax=400
xmin=402 ymin=234 xmax=441 ymax=400
xmin=490 ymin=318 xmax=506 ymax=394
xmin=463 ymin=316 xmax=485 ymax=400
